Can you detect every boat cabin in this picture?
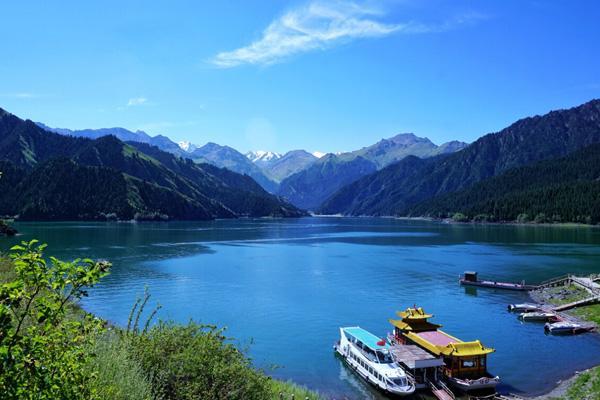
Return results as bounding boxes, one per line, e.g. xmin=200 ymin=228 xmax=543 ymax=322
xmin=389 ymin=307 xmax=498 ymax=391
xmin=388 ymin=343 xmax=444 ymax=389
xmin=463 ymin=271 xmax=478 ymax=283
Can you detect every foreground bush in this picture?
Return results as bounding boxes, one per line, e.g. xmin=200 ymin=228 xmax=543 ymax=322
xmin=129 ymin=321 xmax=272 ymax=400
xmin=0 ymin=240 xmax=110 ymax=399
xmin=86 ymin=331 xmax=153 ymax=400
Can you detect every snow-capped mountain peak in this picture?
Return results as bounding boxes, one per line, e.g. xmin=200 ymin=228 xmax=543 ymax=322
xmin=178 ymin=141 xmax=197 ymax=153
xmin=246 ymin=150 xmax=282 ymax=163
xmin=312 ymin=151 xmax=326 ymax=158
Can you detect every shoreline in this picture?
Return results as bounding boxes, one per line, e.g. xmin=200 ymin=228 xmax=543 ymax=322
xmin=520 ymin=285 xmax=600 ymax=399
xmin=523 ymin=369 xmax=586 ymax=400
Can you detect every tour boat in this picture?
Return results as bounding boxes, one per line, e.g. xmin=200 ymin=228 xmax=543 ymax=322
xmin=518 ymin=311 xmax=560 ymax=322
xmin=389 ymin=307 xmax=500 ymax=392
xmin=334 ymin=327 xmax=416 ymax=396
xmin=544 ymin=321 xmax=594 ymax=335
xmin=508 ymin=303 xmax=541 ymax=312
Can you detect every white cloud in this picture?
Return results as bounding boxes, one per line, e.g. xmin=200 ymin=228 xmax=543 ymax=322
xmin=210 ymin=1 xmax=403 ymax=68
xmin=127 ymin=97 xmax=148 ymax=106
xmin=0 ymin=92 xmax=42 ymax=99
xmin=210 ymin=1 xmax=486 ymax=68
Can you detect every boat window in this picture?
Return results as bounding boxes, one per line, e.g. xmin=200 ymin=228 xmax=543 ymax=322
xmin=389 ymin=377 xmax=407 ymax=387
xmin=461 ymin=359 xmax=476 ymax=368
xmin=480 ymin=357 xmax=486 ymax=367
xmin=375 ymin=350 xmax=393 ymax=364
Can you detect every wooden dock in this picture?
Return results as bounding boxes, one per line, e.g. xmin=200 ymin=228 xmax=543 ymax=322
xmin=552 ymin=294 xmax=600 ymax=311
xmin=535 ymin=274 xmax=600 ymax=312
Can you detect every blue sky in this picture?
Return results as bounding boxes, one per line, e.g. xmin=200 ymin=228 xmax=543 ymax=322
xmin=1 ymin=0 xmax=599 ymax=153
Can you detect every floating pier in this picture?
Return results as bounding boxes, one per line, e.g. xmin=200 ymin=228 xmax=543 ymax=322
xmin=459 ymin=271 xmax=537 ymax=291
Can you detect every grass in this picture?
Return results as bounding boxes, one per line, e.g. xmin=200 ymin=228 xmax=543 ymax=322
xmin=542 ymin=284 xmax=589 ymax=305
xmin=539 ymin=284 xmax=600 ymax=326
xmin=267 ymin=380 xmax=323 ymax=400
xmin=556 ymin=366 xmax=600 ymax=400
xmin=572 ymin=304 xmax=600 ymax=326
xmin=86 ymin=331 xmax=154 ymax=400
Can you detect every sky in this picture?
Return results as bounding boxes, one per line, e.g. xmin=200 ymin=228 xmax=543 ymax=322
xmin=1 ymin=0 xmax=599 ymax=154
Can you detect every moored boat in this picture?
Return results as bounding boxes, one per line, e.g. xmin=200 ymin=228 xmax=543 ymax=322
xmin=334 ymin=327 xmax=416 ymax=396
xmin=459 ymin=271 xmax=537 ymax=291
xmin=389 ymin=307 xmax=499 ymax=392
xmin=518 ymin=311 xmax=560 ymax=322
xmin=508 ymin=303 xmax=542 ymax=312
xmin=544 ymin=321 xmax=595 ymax=335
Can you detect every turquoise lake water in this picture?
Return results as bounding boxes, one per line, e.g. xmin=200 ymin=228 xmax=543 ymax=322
xmin=3 ymin=218 xmax=600 ymax=398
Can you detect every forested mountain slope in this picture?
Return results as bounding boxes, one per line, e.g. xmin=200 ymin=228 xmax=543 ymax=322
xmin=0 ymin=108 xmax=304 ymax=220
xmin=320 ymin=99 xmax=600 ymax=216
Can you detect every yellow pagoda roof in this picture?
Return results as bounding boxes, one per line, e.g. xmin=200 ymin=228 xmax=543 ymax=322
xmin=390 ymin=306 xmax=495 ymax=358
xmin=404 ymin=331 xmax=495 ymax=357
xmin=389 ymin=318 xmax=442 ymax=332
xmin=397 ymin=307 xmax=433 ymax=320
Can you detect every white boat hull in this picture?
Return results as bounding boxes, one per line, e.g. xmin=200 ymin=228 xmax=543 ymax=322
xmin=335 ymin=327 xmax=416 ymax=397
xmin=447 ymin=375 xmax=500 ymax=391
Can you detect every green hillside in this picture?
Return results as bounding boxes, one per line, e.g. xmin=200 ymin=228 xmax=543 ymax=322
xmin=407 ymin=143 xmax=600 ymax=223
xmin=0 ymin=108 xmax=304 ymax=220
xmin=320 ymin=99 xmax=600 ymax=216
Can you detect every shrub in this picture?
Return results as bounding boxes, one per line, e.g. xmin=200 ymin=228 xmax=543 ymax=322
xmin=473 ymin=213 xmax=492 ymax=223
xmin=0 ymin=240 xmax=111 ymax=399
xmin=128 ymin=321 xmax=272 ymax=400
xmin=516 ymin=213 xmax=530 ymax=223
xmin=534 ymin=212 xmax=548 ymax=223
xmin=85 ymin=331 xmax=153 ymax=400
xmin=452 ymin=212 xmax=470 ymax=222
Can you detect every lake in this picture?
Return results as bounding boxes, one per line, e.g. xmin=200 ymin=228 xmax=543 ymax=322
xmin=2 ymin=218 xmax=600 ymax=398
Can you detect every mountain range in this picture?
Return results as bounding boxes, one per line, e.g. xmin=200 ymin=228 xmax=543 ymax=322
xmin=320 ymin=99 xmax=600 ymax=222
xmin=2 ymin=109 xmax=303 ymax=220
xmin=37 ymin=122 xmax=467 ymax=209
xmin=276 ymin=134 xmax=468 ymax=210
xmin=16 ymin=98 xmax=600 ymax=224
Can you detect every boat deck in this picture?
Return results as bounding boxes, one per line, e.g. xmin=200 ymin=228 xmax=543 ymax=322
xmin=415 ymin=330 xmax=458 ymax=346
xmin=389 ymin=344 xmax=444 ymax=369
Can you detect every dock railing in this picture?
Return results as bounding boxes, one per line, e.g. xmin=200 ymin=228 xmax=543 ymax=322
xmin=426 ymin=377 xmax=455 ymax=400
xmin=537 ymin=274 xmax=572 ymax=288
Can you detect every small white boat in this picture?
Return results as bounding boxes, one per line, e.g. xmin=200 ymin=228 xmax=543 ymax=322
xmin=545 ymin=321 xmax=594 ymax=335
xmin=508 ymin=303 xmax=541 ymax=312
xmin=519 ymin=311 xmax=560 ymax=322
xmin=448 ymin=375 xmax=501 ymax=392
xmin=334 ymin=327 xmax=415 ymax=396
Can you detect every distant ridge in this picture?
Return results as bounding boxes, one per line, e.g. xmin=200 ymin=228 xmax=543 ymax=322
xmin=277 ymin=133 xmax=467 ymax=210
xmin=407 ymin=143 xmax=600 ymax=223
xmin=320 ymin=99 xmax=600 ymax=217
